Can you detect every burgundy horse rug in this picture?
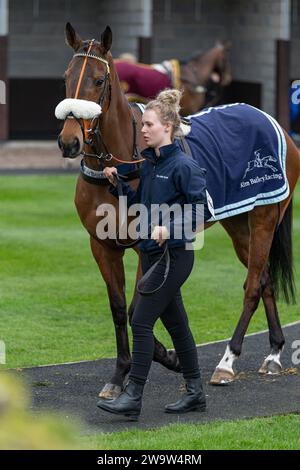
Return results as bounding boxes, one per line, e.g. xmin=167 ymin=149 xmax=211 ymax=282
xmin=115 ymin=59 xmax=180 ymax=100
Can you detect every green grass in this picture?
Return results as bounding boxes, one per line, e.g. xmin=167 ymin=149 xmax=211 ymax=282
xmin=1 ymin=175 xmax=300 ymax=450
xmin=0 ymin=175 xmax=299 ymax=368
xmin=80 ymin=414 xmax=300 ymax=450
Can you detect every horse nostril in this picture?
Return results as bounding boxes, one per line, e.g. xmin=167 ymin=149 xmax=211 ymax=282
xmin=57 ymin=135 xmax=80 ymax=158
xmin=73 ymin=137 xmax=80 ymax=152
xmin=58 ymin=135 xmax=64 ymax=151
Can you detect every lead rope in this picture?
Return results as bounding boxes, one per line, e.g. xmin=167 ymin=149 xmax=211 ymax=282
xmin=114 ymin=174 xmax=170 ymax=296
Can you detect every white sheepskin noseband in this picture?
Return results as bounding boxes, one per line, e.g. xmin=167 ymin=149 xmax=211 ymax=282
xmin=55 ymin=98 xmax=102 ymax=120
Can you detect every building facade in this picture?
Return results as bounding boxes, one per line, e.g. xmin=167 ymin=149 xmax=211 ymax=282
xmin=0 ymin=0 xmax=298 ymax=139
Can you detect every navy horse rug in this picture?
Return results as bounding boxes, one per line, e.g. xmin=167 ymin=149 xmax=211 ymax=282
xmin=136 ymin=102 xmax=289 ymax=222
xmin=184 ymin=103 xmax=289 ymax=221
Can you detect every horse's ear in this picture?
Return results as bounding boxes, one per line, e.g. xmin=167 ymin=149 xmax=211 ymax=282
xmin=65 ymin=22 xmax=82 ymax=51
xmin=101 ymin=26 xmax=112 ymax=54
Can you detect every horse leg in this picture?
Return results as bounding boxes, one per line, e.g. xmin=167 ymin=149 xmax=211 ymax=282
xmin=258 ymin=270 xmax=285 ymax=374
xmin=209 ymin=214 xmax=249 ymax=384
xmin=259 ymin=132 xmax=300 ymax=372
xmin=210 ymin=206 xmax=279 ymax=384
xmin=258 ymin=195 xmax=295 ymax=374
xmin=90 ymin=237 xmax=131 ymax=399
xmin=127 ymin=248 xmax=182 ymax=373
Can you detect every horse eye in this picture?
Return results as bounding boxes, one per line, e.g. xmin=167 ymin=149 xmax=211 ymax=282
xmin=95 ymin=78 xmax=104 ymax=87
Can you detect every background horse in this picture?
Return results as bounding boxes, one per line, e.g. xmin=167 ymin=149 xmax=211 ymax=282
xmin=57 ymin=23 xmax=300 ymax=399
xmin=115 ymin=41 xmax=232 ymax=116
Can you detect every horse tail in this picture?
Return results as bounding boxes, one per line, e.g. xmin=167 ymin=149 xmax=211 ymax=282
xmin=269 ymin=199 xmax=296 ymax=304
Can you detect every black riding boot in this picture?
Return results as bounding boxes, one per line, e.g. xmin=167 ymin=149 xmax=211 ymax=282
xmin=164 ymin=377 xmax=206 ymax=414
xmin=97 ymin=381 xmax=144 ymax=421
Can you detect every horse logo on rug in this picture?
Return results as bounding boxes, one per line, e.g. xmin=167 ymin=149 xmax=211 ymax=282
xmin=243 ymin=149 xmax=278 ymax=179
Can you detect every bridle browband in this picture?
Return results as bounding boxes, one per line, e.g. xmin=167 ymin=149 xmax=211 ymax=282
xmin=73 ymin=52 xmax=111 ymax=72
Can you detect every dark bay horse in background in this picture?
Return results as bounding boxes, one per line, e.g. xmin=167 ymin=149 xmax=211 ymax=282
xmin=115 ymin=41 xmax=232 ymax=116
xmin=57 ymin=23 xmax=300 ymax=399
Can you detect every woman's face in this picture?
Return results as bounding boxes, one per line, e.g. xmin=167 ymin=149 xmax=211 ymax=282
xmin=141 ymin=109 xmax=171 ymax=148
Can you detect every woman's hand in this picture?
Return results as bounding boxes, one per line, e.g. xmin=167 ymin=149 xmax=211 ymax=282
xmin=151 ymin=225 xmax=169 ymax=247
xmin=103 ymin=166 xmax=118 ymax=186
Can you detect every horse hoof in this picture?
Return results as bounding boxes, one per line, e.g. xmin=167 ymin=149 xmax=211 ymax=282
xmin=210 ymin=368 xmax=235 ymax=385
xmin=98 ymin=383 xmax=122 ymax=399
xmin=259 ymin=360 xmax=282 ymax=375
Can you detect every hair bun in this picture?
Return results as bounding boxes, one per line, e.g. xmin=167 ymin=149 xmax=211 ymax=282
xmin=156 ymin=89 xmax=182 ymax=110
xmin=144 ymin=88 xmax=182 ymax=136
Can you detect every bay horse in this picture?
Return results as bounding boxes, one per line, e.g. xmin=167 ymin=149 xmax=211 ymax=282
xmin=56 ymin=23 xmax=300 ymax=399
xmin=115 ymin=41 xmax=232 ymax=116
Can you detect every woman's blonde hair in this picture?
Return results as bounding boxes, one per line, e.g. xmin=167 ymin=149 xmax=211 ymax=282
xmin=145 ymin=89 xmax=182 ymax=139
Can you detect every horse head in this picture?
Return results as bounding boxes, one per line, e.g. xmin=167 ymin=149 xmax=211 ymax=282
xmin=56 ymin=22 xmax=113 ymax=158
xmin=212 ymin=40 xmax=232 ymax=88
xmin=179 ymin=41 xmax=232 ymax=115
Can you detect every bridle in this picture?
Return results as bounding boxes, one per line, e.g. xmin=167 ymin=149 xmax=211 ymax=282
xmin=74 ymin=41 xmax=111 ymax=109
xmin=58 ymin=41 xmax=171 ymax=294
xmin=64 ymin=40 xmax=144 ymax=166
xmin=69 ymin=40 xmax=110 ymax=152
